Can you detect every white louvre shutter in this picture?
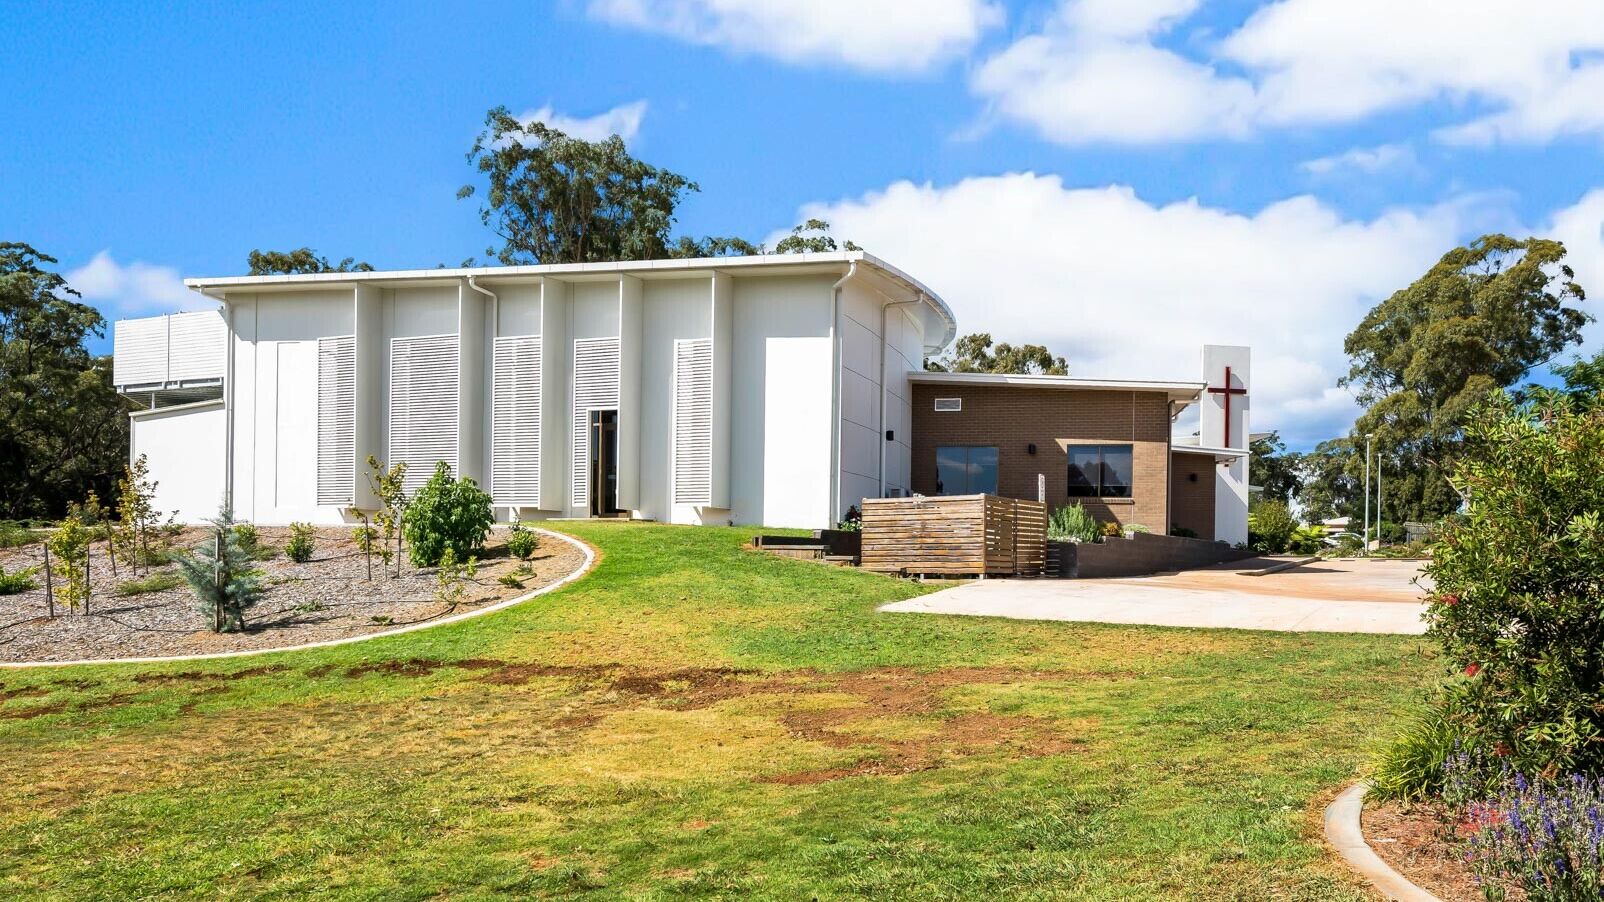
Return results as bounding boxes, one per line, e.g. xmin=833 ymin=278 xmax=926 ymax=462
xmin=316 ymin=335 xmax=356 ymax=505
xmin=492 ymin=335 xmax=542 ymax=506
xmin=571 ymin=337 xmax=621 ymax=507
xmin=167 ymin=310 xmax=227 ymax=382
xmin=390 ymin=334 xmax=459 ymax=493
xmin=672 ymin=338 xmax=714 ymax=505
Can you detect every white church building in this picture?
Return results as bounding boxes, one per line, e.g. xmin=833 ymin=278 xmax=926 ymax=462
xmin=113 ymin=251 xmax=1251 ymax=543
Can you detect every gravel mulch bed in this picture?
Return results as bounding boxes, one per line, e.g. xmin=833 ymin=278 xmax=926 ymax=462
xmin=1364 ymin=797 xmax=1520 ymax=902
xmin=0 ymin=526 xmax=586 ymax=663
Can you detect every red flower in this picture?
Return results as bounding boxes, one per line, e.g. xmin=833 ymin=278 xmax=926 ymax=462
xmin=1441 ymin=594 xmax=1460 ymax=606
xmin=1494 ymin=742 xmax=1511 ymax=758
xmin=1465 ymin=663 xmax=1481 ymax=677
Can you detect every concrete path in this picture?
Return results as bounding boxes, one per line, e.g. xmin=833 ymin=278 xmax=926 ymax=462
xmin=880 ymin=561 xmax=1429 ymax=635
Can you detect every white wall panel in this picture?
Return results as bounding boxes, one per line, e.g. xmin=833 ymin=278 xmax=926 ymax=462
xmin=389 ymin=334 xmax=460 ymax=493
xmin=672 ymin=338 xmax=714 ymax=505
xmin=491 ymin=335 xmax=542 ymax=506
xmin=131 ymin=402 xmax=226 ymax=524
xmin=316 ymin=335 xmax=356 ymax=506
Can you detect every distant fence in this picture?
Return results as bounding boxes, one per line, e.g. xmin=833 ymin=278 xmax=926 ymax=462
xmin=860 ymin=494 xmax=1046 ymax=577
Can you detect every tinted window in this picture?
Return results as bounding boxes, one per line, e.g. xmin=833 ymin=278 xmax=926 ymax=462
xmin=1066 ymin=445 xmax=1134 ymax=498
xmin=935 ymin=446 xmax=999 ymax=495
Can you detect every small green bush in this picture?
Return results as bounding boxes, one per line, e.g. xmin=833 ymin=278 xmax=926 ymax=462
xmin=506 ymin=520 xmax=539 ymax=560
xmin=232 ymin=522 xmax=276 ymax=560
xmin=0 ymin=521 xmax=42 ymax=549
xmin=1370 ymin=700 xmax=1462 ymax=802
xmin=115 ymin=571 xmax=182 ymax=596
xmin=1287 ymin=525 xmax=1326 ymax=555
xmin=497 ymin=573 xmax=525 ymax=589
xmin=1169 ymin=524 xmax=1199 ymax=539
xmin=286 ymin=523 xmax=316 ymax=563
xmin=1248 ymin=500 xmax=1297 ymax=553
xmin=1100 ymin=521 xmax=1122 ymax=539
xmin=175 ymin=506 xmax=264 ymax=633
xmin=403 ymin=462 xmax=493 ymax=568
xmin=0 ymin=565 xmax=37 ymax=594
xmin=1048 ymin=503 xmax=1100 ymax=543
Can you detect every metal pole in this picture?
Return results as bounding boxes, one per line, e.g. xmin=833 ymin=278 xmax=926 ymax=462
xmin=1362 ymin=434 xmax=1372 ymax=555
xmin=43 ymin=544 xmax=54 ymax=618
xmin=1376 ymin=453 xmax=1384 ymax=549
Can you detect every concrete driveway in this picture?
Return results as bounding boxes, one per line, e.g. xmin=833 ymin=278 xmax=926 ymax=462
xmin=880 ymin=558 xmax=1430 ymax=635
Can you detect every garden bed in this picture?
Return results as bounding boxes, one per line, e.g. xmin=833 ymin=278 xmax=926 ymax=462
xmin=0 ymin=526 xmax=586 ymax=663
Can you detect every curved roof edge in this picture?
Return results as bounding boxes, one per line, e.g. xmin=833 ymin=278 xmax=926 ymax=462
xmin=184 ymin=250 xmax=959 ymax=356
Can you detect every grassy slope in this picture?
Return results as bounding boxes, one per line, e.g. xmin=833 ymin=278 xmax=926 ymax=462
xmin=0 ymin=523 xmax=1436 ymax=900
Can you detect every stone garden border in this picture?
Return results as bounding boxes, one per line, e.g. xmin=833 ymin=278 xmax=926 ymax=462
xmin=0 ymin=528 xmax=595 ymax=670
xmin=1324 ymin=783 xmax=1443 ymax=902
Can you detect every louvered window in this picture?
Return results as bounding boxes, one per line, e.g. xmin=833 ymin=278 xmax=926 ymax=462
xmin=672 ymin=338 xmax=713 ymax=505
xmin=390 ymin=334 xmax=459 ymax=493
xmin=571 ymin=337 xmax=621 ymax=507
xmin=492 ymin=335 xmax=541 ymax=506
xmin=316 ymin=335 xmax=356 ymax=505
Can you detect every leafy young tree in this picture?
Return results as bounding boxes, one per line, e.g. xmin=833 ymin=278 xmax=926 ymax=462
xmin=365 ymin=456 xmax=408 ymax=577
xmin=45 ymin=511 xmax=93 ymax=613
xmin=174 ymin=506 xmax=264 ymax=633
xmin=246 ymin=248 xmax=373 ymax=275
xmin=0 ymin=243 xmax=134 ymax=519
xmin=1248 ymin=432 xmax=1302 ymax=505
xmin=1341 ymin=234 xmax=1588 ymax=521
xmin=402 ymin=462 xmax=493 ymax=568
xmin=462 ymin=107 xmax=746 ymax=265
xmin=924 ymin=332 xmax=1068 ymax=375
xmin=116 ymin=454 xmax=159 ymax=575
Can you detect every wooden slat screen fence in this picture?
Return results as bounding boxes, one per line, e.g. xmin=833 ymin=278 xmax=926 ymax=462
xmin=860 ymin=494 xmax=1047 ymax=577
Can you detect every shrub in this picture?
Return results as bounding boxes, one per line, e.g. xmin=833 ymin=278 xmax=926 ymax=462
xmin=1048 ymin=503 xmax=1100 ymax=543
xmin=1100 ymin=520 xmax=1122 ymax=539
xmin=115 ymin=571 xmax=182 ymax=596
xmin=0 ymin=521 xmax=41 ymax=549
xmin=1427 ymin=393 xmax=1604 ymax=776
xmin=1287 ymin=525 xmax=1326 ymax=556
xmin=434 ymin=548 xmax=478 ymax=606
xmin=1248 ymin=500 xmax=1297 ymax=553
xmin=1169 ymin=524 xmax=1199 ymax=539
xmin=497 ymin=573 xmax=525 ymax=589
xmin=836 ymin=505 xmax=862 ymax=533
xmin=233 ymin=522 xmax=276 ymax=561
xmin=1453 ymin=762 xmax=1604 ymax=902
xmin=1371 ymin=699 xmax=1463 ymax=802
xmin=174 ymin=506 xmax=264 ymax=633
xmin=286 ymin=523 xmax=316 ymax=563
xmin=506 ymin=519 xmax=539 ymax=560
xmin=46 ymin=514 xmax=93 ymax=613
xmin=0 ymin=565 xmax=37 ymax=595
xmin=403 ymin=462 xmax=493 ymax=568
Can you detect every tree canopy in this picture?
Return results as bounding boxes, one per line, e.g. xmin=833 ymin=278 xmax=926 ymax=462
xmin=1339 ymin=234 xmax=1588 ymax=521
xmin=247 ymin=248 xmax=373 ymax=275
xmin=925 ymin=332 xmax=1068 ymax=375
xmin=0 ymin=242 xmax=133 ymax=519
xmin=1248 ymin=432 xmax=1301 ymax=505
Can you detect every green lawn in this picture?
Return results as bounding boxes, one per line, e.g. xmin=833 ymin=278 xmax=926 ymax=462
xmin=0 ymin=523 xmax=1436 ymax=900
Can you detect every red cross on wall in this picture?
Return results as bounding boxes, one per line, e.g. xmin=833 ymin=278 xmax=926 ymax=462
xmin=1207 ymin=365 xmax=1247 ymax=448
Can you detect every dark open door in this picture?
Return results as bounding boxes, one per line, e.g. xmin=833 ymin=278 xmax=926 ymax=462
xmin=589 ymin=410 xmax=620 ymax=516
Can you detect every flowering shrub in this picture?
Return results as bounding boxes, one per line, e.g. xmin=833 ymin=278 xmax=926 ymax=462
xmin=1426 ymin=393 xmax=1604 ymax=776
xmin=1444 ymin=752 xmax=1604 ymax=901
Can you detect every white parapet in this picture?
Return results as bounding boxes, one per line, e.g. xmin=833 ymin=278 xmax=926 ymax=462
xmin=113 ymin=310 xmax=226 ymax=392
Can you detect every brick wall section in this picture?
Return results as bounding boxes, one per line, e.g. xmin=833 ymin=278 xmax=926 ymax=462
xmin=1168 ymin=451 xmax=1217 ymax=540
xmin=910 ymin=383 xmax=1173 ymax=530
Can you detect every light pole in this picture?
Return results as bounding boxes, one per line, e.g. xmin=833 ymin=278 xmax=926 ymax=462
xmin=1375 ymin=447 xmax=1384 ymax=550
xmin=1362 ymin=433 xmax=1374 ymax=556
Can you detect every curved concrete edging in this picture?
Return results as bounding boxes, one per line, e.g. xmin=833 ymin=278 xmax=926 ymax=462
xmin=1324 ymin=783 xmax=1442 ymax=902
xmin=0 ymin=528 xmax=596 ymax=670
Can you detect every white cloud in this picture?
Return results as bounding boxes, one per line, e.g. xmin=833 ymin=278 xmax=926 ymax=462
xmin=778 ymin=173 xmax=1480 ymax=447
xmin=1547 ymin=189 xmax=1604 ymax=357
xmin=518 ymin=100 xmax=648 ymax=143
xmin=586 ymin=0 xmax=1003 ymax=74
xmin=66 ymin=251 xmax=202 ymax=317
xmin=1300 ymin=143 xmax=1416 ymax=176
xmin=972 ymin=0 xmax=1604 ymax=146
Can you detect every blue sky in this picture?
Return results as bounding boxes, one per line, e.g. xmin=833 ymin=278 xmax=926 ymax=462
xmin=6 ymin=0 xmax=1604 ymax=448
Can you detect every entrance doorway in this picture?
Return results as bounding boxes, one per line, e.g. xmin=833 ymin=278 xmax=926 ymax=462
xmin=589 ymin=409 xmax=620 ymax=517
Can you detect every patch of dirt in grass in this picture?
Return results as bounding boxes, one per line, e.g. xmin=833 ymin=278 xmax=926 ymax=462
xmin=341 ymin=657 xmax=505 ymax=679
xmin=1363 ymin=799 xmax=1506 ymax=902
xmin=132 ymin=664 xmax=290 ymax=684
xmin=2 ymin=692 xmax=136 ymax=721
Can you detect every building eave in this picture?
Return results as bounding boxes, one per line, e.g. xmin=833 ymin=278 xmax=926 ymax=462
xmin=908 ymin=370 xmax=1206 ymax=404
xmin=183 ymin=251 xmax=960 ymax=356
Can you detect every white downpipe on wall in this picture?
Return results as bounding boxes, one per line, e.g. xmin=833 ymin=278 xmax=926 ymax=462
xmin=464 ymin=275 xmax=502 ymax=518
xmin=878 ymin=296 xmax=922 ymax=497
xmin=828 ymin=262 xmax=858 ymax=527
